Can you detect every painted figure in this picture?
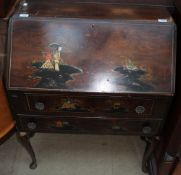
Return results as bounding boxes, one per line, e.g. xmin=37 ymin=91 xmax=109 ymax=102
xmin=41 ymin=43 xmax=64 ymax=71
xmin=30 ymin=43 xmax=82 ymax=89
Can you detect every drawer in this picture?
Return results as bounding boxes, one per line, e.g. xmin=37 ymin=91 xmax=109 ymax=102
xmin=26 ymin=94 xmax=154 ymax=117
xmin=18 ymin=115 xmax=162 ymax=136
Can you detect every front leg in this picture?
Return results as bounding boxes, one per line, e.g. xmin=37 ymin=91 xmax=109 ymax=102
xmin=141 ymin=136 xmax=160 ymax=174
xmin=16 ymin=132 xmax=37 ymax=169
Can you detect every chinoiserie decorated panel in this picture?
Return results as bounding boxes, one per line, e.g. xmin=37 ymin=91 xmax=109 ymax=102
xmin=26 ymin=94 xmax=154 ymax=116
xmin=8 ymin=17 xmax=175 ymax=93
xmin=18 ymin=115 xmax=162 ymax=135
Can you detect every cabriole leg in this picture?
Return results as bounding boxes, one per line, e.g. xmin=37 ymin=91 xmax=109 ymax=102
xmin=16 ymin=131 xmax=37 ymax=169
xmin=141 ymin=136 xmax=160 ymax=174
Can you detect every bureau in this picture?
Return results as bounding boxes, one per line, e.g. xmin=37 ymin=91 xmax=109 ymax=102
xmin=5 ymin=0 xmax=176 ymax=173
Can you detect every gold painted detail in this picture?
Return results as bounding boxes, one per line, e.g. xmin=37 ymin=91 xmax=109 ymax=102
xmin=55 ymin=121 xmax=63 ymax=128
xmin=61 ymin=100 xmax=77 ymax=110
xmin=55 ymin=121 xmax=70 ymax=128
xmin=41 ymin=60 xmax=54 ymax=70
xmin=41 ymin=43 xmax=64 ymax=71
xmin=113 ymin=102 xmax=121 ymax=110
xmin=126 ymin=59 xmax=139 ymax=71
xmin=31 ymin=43 xmax=83 ymax=89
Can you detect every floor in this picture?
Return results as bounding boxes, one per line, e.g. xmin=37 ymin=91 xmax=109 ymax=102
xmin=0 ymin=134 xmax=147 ymax=175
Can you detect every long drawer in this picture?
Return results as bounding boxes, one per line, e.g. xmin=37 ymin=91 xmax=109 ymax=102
xmin=17 ymin=115 xmax=163 ymax=136
xmin=27 ymin=95 xmax=154 ymax=114
xmin=10 ymin=93 xmax=172 ymax=119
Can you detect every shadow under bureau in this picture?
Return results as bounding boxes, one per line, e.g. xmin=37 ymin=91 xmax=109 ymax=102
xmin=5 ymin=0 xmax=176 ymax=174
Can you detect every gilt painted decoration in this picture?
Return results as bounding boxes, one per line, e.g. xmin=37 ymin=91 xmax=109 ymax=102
xmin=29 ymin=43 xmax=82 ymax=89
xmin=9 ymin=19 xmax=174 ymax=93
xmin=113 ymin=59 xmax=154 ymax=92
xmin=49 ymin=99 xmax=92 ymax=112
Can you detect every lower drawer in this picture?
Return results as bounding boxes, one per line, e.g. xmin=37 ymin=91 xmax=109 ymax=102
xmin=18 ymin=115 xmax=162 ymax=136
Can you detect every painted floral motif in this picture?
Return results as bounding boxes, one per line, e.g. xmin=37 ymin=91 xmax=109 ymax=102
xmin=30 ymin=43 xmax=82 ymax=89
xmin=105 ymin=103 xmax=128 ymax=113
xmin=59 ymin=99 xmax=90 ymax=112
xmin=114 ymin=59 xmax=154 ymax=91
xmin=61 ymin=100 xmax=77 ymax=111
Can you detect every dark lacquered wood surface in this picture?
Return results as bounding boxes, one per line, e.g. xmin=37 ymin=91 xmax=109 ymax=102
xmin=9 ymin=92 xmax=172 ymax=119
xmin=5 ymin=2 xmax=176 ymax=139
xmin=3 ymin=1 xmax=178 ymax=172
xmin=0 ymin=0 xmax=10 ymax=17
xmin=7 ymin=8 xmax=176 ymax=94
xmin=0 ymin=0 xmax=175 ymax=18
xmin=146 ymin=2 xmax=181 ymax=175
xmin=16 ymin=1 xmax=173 ymax=19
xmin=17 ymin=114 xmax=162 ymax=135
xmin=0 ymin=0 xmax=20 ymax=18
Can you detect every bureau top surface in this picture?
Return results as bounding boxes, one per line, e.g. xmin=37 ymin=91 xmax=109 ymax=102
xmin=16 ymin=1 xmax=173 ymax=20
xmin=6 ymin=4 xmax=176 ymax=94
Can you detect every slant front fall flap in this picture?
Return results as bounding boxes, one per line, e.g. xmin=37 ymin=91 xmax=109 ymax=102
xmin=7 ymin=4 xmax=176 ymax=94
